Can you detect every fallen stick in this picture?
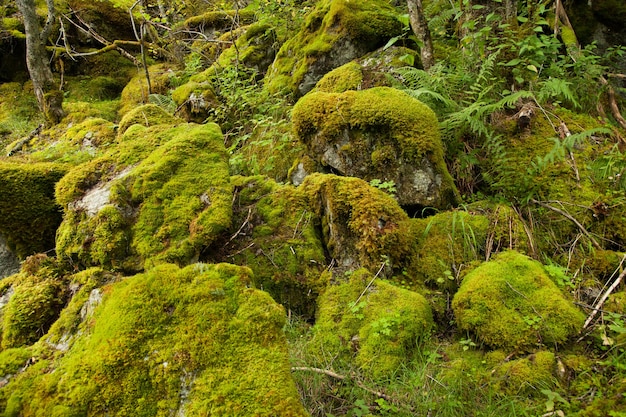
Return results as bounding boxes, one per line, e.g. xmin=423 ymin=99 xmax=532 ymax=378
xmin=583 ymin=254 xmax=626 ymax=329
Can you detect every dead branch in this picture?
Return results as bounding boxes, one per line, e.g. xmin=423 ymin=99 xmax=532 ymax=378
xmin=583 ymin=254 xmax=626 ymax=329
xmin=64 ymin=11 xmax=139 ymax=66
xmin=600 ymin=76 xmax=626 ymax=130
xmin=291 ymin=367 xmax=395 ymax=402
xmin=7 ymin=124 xmax=43 ymax=156
xmin=228 ymin=207 xmax=252 ymax=242
xmin=530 ymin=199 xmax=602 ymax=250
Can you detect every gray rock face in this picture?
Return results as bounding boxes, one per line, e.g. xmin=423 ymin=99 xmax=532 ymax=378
xmin=0 ymin=235 xmax=19 ymax=279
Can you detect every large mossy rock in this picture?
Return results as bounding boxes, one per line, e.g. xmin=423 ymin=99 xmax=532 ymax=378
xmin=452 ymin=250 xmax=585 ymax=351
xmin=264 ymin=0 xmax=403 ymax=97
xmin=309 ymin=269 xmax=433 ymax=378
xmin=55 ymin=122 xmax=232 ymax=271
xmin=292 ymin=87 xmax=458 ymax=209
xmin=0 ymin=263 xmax=307 ymax=416
xmin=0 ymin=162 xmax=66 ymax=259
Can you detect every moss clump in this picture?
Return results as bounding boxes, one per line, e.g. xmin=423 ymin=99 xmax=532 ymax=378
xmin=491 ymin=351 xmax=558 ymax=395
xmin=220 ymin=176 xmax=328 ymax=319
xmin=310 ymin=269 xmax=433 ymax=378
xmin=0 ymin=255 xmax=67 ymax=349
xmin=0 ymin=162 xmax=66 ymax=258
xmin=452 ymin=250 xmax=585 ymax=351
xmin=118 ymin=64 xmax=175 ymax=118
xmin=181 ymin=9 xmax=255 ymax=31
xmin=264 ymin=0 xmax=402 ymax=97
xmin=301 ymin=173 xmax=415 ymax=273
xmin=313 ymin=60 xmax=363 ymax=93
xmin=117 ymin=103 xmax=181 ymax=135
xmin=0 ymin=263 xmax=307 ymax=416
xmin=411 ymin=210 xmax=489 ymax=291
xmin=293 ymin=87 xmax=458 ymax=208
xmin=56 ymin=123 xmax=232 ymax=271
xmin=216 ymin=23 xmax=278 ymax=74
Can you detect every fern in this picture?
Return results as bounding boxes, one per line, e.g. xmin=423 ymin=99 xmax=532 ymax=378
xmin=148 ymin=94 xmax=176 ymax=113
xmin=532 ymin=127 xmax=613 ymax=171
xmin=536 ymin=78 xmax=580 ymax=108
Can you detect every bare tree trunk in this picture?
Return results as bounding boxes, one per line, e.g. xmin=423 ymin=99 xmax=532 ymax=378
xmin=15 ymin=0 xmax=64 ymax=125
xmin=407 ymin=0 xmax=434 ymax=70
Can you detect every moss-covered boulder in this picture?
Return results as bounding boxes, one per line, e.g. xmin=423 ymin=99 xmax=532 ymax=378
xmin=0 ymin=263 xmax=308 ymax=416
xmin=117 ymin=103 xmax=181 ymax=135
xmin=452 ymin=250 xmax=585 ymax=351
xmin=309 ymin=269 xmax=433 ymax=378
xmin=264 ymin=0 xmax=403 ymax=97
xmin=56 ymin=123 xmax=232 ymax=271
xmin=0 ymin=254 xmax=67 ymax=350
xmin=0 ymin=162 xmax=67 ymax=259
xmin=312 ymin=46 xmax=419 ymax=94
xmin=213 ymin=176 xmax=328 ymax=319
xmin=302 ymin=173 xmax=416 ymax=273
xmin=292 ymin=87 xmax=458 ymax=209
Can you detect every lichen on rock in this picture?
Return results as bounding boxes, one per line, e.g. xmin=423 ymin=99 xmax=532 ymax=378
xmin=452 ymin=250 xmax=585 ymax=351
xmin=292 ymin=87 xmax=458 ymax=209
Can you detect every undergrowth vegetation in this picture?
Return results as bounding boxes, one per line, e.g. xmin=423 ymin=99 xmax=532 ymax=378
xmin=1 ymin=0 xmax=626 ymax=416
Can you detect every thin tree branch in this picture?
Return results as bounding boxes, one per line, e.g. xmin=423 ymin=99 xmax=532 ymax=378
xmin=531 ymin=199 xmax=602 ymax=250
xmin=583 ymin=254 xmax=626 ymax=329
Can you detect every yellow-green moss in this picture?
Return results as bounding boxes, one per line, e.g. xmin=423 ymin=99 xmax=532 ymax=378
xmin=301 ymin=173 xmax=415 ymax=272
xmin=264 ymin=0 xmax=402 ymax=97
xmin=313 ymin=61 xmax=364 ymax=93
xmin=310 ymin=268 xmax=433 ymax=378
xmin=216 ymin=23 xmax=277 ymax=72
xmin=411 ymin=210 xmax=489 ymax=291
xmin=117 ymin=103 xmax=180 ymax=135
xmin=0 ymin=162 xmax=67 ymax=258
xmin=118 ymin=64 xmax=175 ymax=118
xmin=218 ymin=176 xmax=327 ymax=318
xmin=293 ymin=87 xmax=458 ymax=208
xmin=56 ymin=123 xmax=232 ymax=271
xmin=181 ymin=9 xmax=255 ymax=30
xmin=0 ymin=263 xmax=307 ymax=416
xmin=452 ymin=250 xmax=585 ymax=351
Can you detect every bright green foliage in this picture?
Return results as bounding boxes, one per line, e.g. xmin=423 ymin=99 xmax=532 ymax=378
xmin=0 ymin=263 xmax=307 ymax=416
xmin=313 ymin=61 xmax=363 ymax=93
xmin=0 ymin=162 xmax=66 ymax=258
xmin=1 ymin=255 xmax=67 ymax=349
xmin=264 ymin=0 xmax=402 ymax=97
xmin=310 ymin=269 xmax=433 ymax=378
xmin=0 ymin=82 xmax=41 ymax=146
xmin=452 ymin=250 xmax=585 ymax=351
xmin=490 ymin=351 xmax=558 ymax=395
xmin=55 ymin=123 xmax=232 ymax=270
xmin=292 ymin=87 xmax=458 ymax=208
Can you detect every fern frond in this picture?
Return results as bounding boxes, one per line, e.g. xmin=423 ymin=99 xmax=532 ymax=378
xmin=148 ymin=94 xmax=176 ymax=113
xmin=537 ymin=78 xmax=580 ymax=108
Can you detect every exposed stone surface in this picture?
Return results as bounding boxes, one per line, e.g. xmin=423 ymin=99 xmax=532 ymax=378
xmin=0 ymin=236 xmax=19 ymax=279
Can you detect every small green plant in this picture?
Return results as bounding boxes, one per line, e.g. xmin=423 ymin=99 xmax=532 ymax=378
xmin=369 ymin=179 xmax=397 ymax=195
xmin=459 ymin=337 xmax=477 ymax=351
xmin=541 ymin=388 xmax=569 ymax=416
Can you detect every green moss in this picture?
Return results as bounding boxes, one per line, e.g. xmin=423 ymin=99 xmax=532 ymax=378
xmin=492 ymin=351 xmax=558 ymax=395
xmin=0 ymin=347 xmax=31 ymax=376
xmin=293 ymin=87 xmax=458 ymax=208
xmin=452 ymin=250 xmax=585 ymax=351
xmin=0 ymin=263 xmax=307 ymax=416
xmin=63 ymin=76 xmax=126 ymax=102
xmin=181 ymin=9 xmax=255 ymax=30
xmin=219 ymin=176 xmax=327 ymax=318
xmin=301 ymin=173 xmax=415 ymax=272
xmin=56 ymin=123 xmax=232 ymax=270
xmin=411 ymin=210 xmax=489 ymax=291
xmin=216 ymin=23 xmax=277 ymax=72
xmin=264 ymin=0 xmax=402 ymax=97
xmin=118 ymin=64 xmax=175 ymax=118
xmin=117 ymin=103 xmax=180 ymax=135
xmin=310 ymin=268 xmax=433 ymax=378
xmin=0 ymin=162 xmax=67 ymax=258
xmin=2 ymin=278 xmax=66 ymax=349
xmin=313 ymin=61 xmax=364 ymax=93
